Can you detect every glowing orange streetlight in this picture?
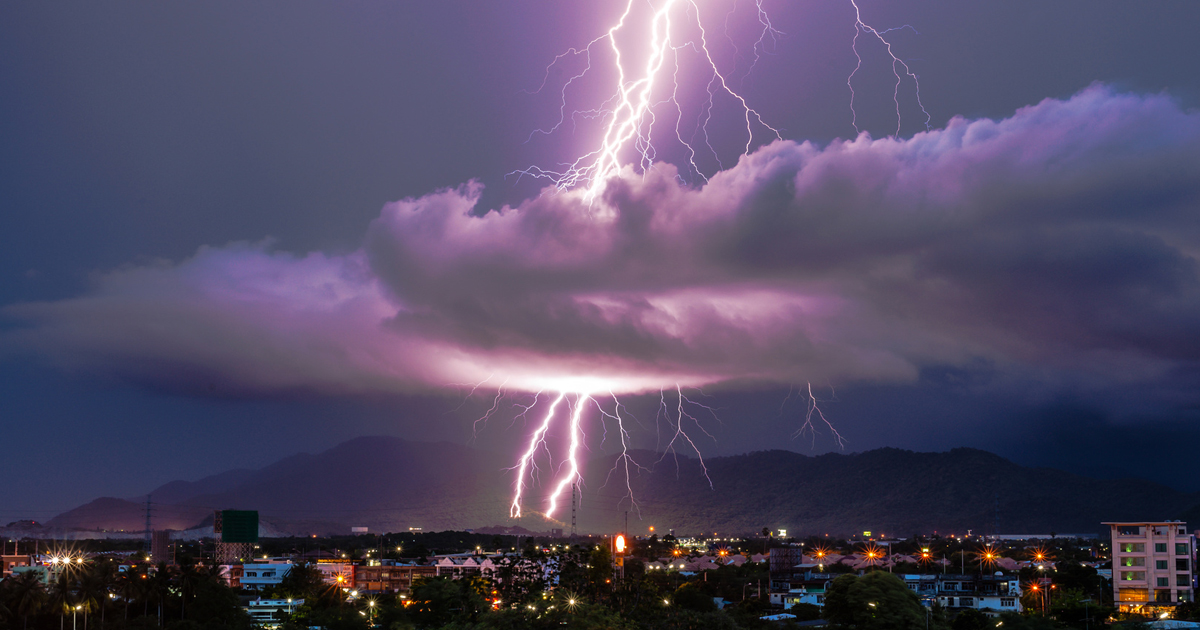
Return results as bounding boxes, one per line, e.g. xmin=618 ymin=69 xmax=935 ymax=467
xmin=976 ymin=545 xmax=1001 ymax=569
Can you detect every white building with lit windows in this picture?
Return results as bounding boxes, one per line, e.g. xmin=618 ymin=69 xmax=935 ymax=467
xmin=1106 ymin=521 xmax=1195 ymax=614
xmin=239 ymin=559 xmax=293 ymax=591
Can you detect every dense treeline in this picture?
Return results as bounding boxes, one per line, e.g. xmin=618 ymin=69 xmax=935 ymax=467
xmin=0 ymin=561 xmax=251 ymax=630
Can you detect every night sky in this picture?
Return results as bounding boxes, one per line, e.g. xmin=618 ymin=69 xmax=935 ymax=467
xmin=4 ymin=1 xmax=1200 ymax=525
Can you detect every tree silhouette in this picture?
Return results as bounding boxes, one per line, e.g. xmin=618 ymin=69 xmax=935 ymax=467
xmin=5 ymin=571 xmax=46 ymax=630
xmin=46 ymin=574 xmax=75 ymax=630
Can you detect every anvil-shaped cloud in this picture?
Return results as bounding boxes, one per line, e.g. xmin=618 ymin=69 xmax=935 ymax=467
xmin=8 ymin=86 xmax=1200 ymax=399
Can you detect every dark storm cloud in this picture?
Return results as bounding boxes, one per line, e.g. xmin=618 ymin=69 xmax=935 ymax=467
xmin=6 ymin=86 xmax=1200 ymax=403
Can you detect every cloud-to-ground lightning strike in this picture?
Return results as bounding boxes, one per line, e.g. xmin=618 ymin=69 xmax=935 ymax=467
xmin=502 ymin=385 xmax=720 ymax=521
xmin=509 ymin=392 xmax=565 ymax=518
xmin=494 ymin=0 xmax=925 ymax=521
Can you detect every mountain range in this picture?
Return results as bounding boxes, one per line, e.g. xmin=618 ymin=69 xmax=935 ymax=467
xmin=44 ymin=437 xmax=1200 ymax=537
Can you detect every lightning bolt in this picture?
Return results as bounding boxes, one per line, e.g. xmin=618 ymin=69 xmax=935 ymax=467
xmin=656 ymin=385 xmax=715 ymax=488
xmin=515 ymin=0 xmax=930 ymax=201
xmin=509 ymin=392 xmax=565 ymax=518
xmin=512 ymin=0 xmax=780 ymax=202
xmin=545 ymin=393 xmax=589 ymax=518
xmin=597 ymin=392 xmax=648 ymax=516
xmin=794 ymin=382 xmax=846 ymax=448
xmin=847 ymin=0 xmax=931 ymax=136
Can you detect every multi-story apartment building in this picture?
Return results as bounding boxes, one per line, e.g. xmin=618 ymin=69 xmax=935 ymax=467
xmin=1105 ymin=521 xmax=1195 ymax=613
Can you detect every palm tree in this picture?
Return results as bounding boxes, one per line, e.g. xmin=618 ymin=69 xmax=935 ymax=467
xmin=145 ymin=564 xmax=174 ymax=626
xmin=46 ymin=574 xmax=75 ymax=630
xmin=77 ymin=564 xmax=112 ymax=630
xmin=6 ymin=571 xmax=47 ymax=630
xmin=174 ymin=562 xmax=206 ymax=620
xmin=115 ymin=570 xmax=140 ymax=621
xmin=87 ymin=561 xmax=119 ymax=630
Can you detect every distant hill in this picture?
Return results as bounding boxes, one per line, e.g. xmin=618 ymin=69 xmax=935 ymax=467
xmin=47 ymin=438 xmax=1200 ymax=537
xmin=594 ymin=447 xmax=1200 ymax=536
xmin=46 ymin=497 xmax=209 ymax=532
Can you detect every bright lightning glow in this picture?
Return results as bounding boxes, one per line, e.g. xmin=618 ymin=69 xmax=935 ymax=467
xmin=500 ymin=384 xmax=719 ymax=521
xmin=545 ymin=393 xmax=588 ymax=518
xmin=510 ymin=392 xmax=565 ymax=518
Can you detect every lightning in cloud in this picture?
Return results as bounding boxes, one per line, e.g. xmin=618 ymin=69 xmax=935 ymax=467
xmin=500 ymin=0 xmax=926 ymax=520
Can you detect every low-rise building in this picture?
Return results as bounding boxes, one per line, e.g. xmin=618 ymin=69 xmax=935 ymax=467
xmin=315 ymin=559 xmax=356 ymax=589
xmin=244 ymin=598 xmax=302 ymax=626
xmin=354 ymin=562 xmax=436 ymax=594
xmin=1 ymin=555 xmax=32 ymax=577
xmin=218 ymin=564 xmax=244 ymax=589
xmin=10 ymin=565 xmax=50 ymax=584
xmin=240 ymin=559 xmax=293 ymax=591
xmin=433 ymin=554 xmax=485 ymax=578
xmin=769 ymin=570 xmax=1022 ymax=615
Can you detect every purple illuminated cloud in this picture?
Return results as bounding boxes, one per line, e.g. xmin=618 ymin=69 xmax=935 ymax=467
xmin=8 ymin=85 xmax=1200 ymax=397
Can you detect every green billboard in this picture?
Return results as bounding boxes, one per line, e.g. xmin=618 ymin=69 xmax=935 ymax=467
xmin=219 ymin=510 xmax=259 ymax=543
